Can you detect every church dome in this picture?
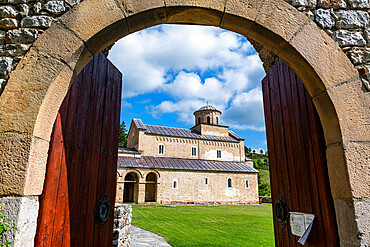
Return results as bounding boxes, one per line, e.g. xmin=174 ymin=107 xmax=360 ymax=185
xmin=195 ymin=104 xmax=221 ymax=113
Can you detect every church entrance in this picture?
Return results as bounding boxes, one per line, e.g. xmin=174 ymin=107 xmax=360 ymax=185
xmin=145 ymin=173 xmax=157 ymax=202
xmin=123 ymin=172 xmax=139 ymax=203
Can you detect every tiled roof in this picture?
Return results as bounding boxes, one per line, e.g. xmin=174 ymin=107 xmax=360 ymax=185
xmin=228 ymin=130 xmax=244 ymax=140
xmin=143 ymin=124 xmax=240 ymax=142
xmin=133 ymin=119 xmax=146 ymax=129
xmin=118 ymin=156 xmax=258 ymax=173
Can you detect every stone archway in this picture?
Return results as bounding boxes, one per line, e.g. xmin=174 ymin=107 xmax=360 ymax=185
xmin=0 ymin=0 xmax=368 ymax=246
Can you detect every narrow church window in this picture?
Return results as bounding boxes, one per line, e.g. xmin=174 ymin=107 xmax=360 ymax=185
xmin=159 ymin=144 xmax=164 ymax=155
xmin=227 ymin=178 xmax=232 ymax=188
xmin=173 ymin=179 xmax=178 ymax=189
xmin=216 ymin=117 xmax=219 ymax=125
xmin=245 ymin=180 xmax=249 ymax=189
xmin=205 ymin=177 xmax=208 ymax=185
xmin=198 ymin=117 xmax=201 ymax=124
xmin=132 ymin=132 xmax=135 ymax=148
xmin=191 ymin=147 xmax=197 ymax=157
xmin=217 ymin=150 xmax=221 ymax=158
xmin=207 ymin=116 xmax=210 ymax=124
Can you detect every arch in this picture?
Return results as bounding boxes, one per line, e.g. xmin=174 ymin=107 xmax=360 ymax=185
xmin=207 ymin=116 xmax=211 ymax=124
xmin=0 ymin=0 xmax=366 ymax=245
xmin=123 ymin=172 xmax=139 ymax=203
xmin=122 ymin=169 xmax=143 ymax=180
xmin=145 ymin=172 xmax=157 ymax=203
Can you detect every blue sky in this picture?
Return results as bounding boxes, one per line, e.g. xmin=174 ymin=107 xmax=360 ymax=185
xmin=108 ymin=24 xmax=267 ymax=151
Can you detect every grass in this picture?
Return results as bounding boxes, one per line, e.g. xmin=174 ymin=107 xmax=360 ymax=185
xmin=132 ymin=204 xmax=274 ymax=247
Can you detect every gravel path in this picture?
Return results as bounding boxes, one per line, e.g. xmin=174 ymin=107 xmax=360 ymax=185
xmin=130 ymin=225 xmax=171 ymax=247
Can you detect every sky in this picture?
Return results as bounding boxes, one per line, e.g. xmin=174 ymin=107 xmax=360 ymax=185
xmin=108 ymin=24 xmax=267 ymax=152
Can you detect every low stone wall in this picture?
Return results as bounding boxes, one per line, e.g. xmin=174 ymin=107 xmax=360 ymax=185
xmin=113 ymin=204 xmax=132 ymax=247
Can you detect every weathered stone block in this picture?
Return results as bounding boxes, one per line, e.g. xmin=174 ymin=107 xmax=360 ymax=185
xmin=0 ymin=56 xmax=13 ymax=74
xmin=21 ymin=16 xmax=53 ymax=28
xmin=0 ymin=18 xmax=18 ymax=29
xmin=315 ymin=8 xmax=335 ymax=28
xmin=7 ymin=28 xmax=39 ymax=43
xmin=333 ymin=30 xmax=366 ymax=46
xmin=317 ymin=0 xmax=346 ymax=8
xmin=335 ymin=10 xmax=369 ymax=29
xmin=0 ymin=47 xmax=64 ymax=138
xmin=348 ymin=0 xmax=370 ymax=8
xmin=326 ymin=78 xmax=370 ymax=142
xmin=33 ymin=2 xmax=42 ymax=14
xmin=292 ymin=0 xmax=316 ymax=8
xmin=347 ymin=47 xmax=370 ymax=64
xmin=344 ymin=142 xmax=370 ymax=199
xmin=0 ymin=196 xmax=39 ymax=246
xmin=19 ymin=4 xmax=29 ymax=17
xmin=354 ymin=198 xmax=370 ymax=245
xmin=0 ymin=6 xmax=18 ymax=18
xmin=44 ymin=1 xmax=65 ymax=15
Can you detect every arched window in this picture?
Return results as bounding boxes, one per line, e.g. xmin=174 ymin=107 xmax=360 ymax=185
xmin=245 ymin=180 xmax=249 ymax=189
xmin=173 ymin=179 xmax=178 ymax=189
xmin=158 ymin=144 xmax=164 ymax=155
xmin=198 ymin=117 xmax=201 ymax=124
xmin=207 ymin=116 xmax=210 ymax=124
xmin=216 ymin=117 xmax=219 ymax=125
xmin=132 ymin=132 xmax=135 ymax=148
xmin=227 ymin=178 xmax=232 ymax=188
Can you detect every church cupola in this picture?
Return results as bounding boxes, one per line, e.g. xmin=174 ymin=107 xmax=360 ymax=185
xmin=194 ymin=104 xmax=222 ymax=126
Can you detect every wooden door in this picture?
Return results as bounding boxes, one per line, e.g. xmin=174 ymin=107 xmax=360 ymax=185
xmin=35 ymin=52 xmax=122 ymax=247
xmin=262 ymin=60 xmax=339 ymax=246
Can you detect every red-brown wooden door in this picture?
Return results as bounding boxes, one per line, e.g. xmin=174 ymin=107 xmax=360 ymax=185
xmin=35 ymin=52 xmax=122 ymax=246
xmin=262 ymin=60 xmax=339 ymax=246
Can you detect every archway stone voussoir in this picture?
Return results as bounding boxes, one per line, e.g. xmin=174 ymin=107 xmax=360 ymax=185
xmin=220 ymin=0 xmax=262 ymax=41
xmin=33 ymin=66 xmax=73 ymax=142
xmin=58 ymin=0 xmax=125 ymax=44
xmin=283 ymin=20 xmax=359 ymax=92
xmin=326 ymin=144 xmax=353 ymax=199
xmin=254 ymin=0 xmax=309 ymax=54
xmin=120 ymin=0 xmax=165 ymax=17
xmin=165 ymin=7 xmax=222 ymax=26
xmin=344 ymin=142 xmax=370 ymax=199
xmin=0 ymin=47 xmax=65 ymax=137
xmin=326 ymin=78 xmax=369 ymax=143
xmin=165 ymin=0 xmax=225 ymax=11
xmin=33 ymin=22 xmax=93 ymax=75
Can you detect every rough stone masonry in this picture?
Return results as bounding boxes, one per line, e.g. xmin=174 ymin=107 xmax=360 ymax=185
xmin=0 ymin=0 xmax=368 ymax=94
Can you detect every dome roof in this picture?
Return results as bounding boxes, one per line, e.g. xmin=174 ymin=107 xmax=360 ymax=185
xmin=194 ymin=104 xmax=222 ymax=114
xmin=198 ymin=105 xmax=218 ymax=111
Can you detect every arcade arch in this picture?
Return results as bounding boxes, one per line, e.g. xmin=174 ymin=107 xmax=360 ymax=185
xmin=0 ymin=0 xmax=368 ymax=245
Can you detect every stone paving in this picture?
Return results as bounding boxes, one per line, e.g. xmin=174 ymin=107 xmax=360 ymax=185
xmin=130 ymin=225 xmax=171 ymax=247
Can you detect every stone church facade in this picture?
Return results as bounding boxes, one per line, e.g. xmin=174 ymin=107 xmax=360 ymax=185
xmin=116 ymin=105 xmax=259 ymax=204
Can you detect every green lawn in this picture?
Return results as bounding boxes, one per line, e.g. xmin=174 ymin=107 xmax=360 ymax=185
xmin=132 ymin=204 xmax=275 ymax=247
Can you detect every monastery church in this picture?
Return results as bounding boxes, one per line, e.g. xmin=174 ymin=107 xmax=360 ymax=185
xmin=115 ymin=105 xmax=259 ymax=204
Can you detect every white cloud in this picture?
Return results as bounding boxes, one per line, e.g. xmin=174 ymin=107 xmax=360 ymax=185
xmin=222 ymin=88 xmax=265 ymax=131
xmin=109 ymin=24 xmax=266 ymax=131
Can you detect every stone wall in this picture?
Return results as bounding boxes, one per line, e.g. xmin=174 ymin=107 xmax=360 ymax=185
xmin=0 ymin=0 xmax=368 ymax=94
xmin=113 ymin=204 xmax=132 ymax=247
xmin=0 ymin=0 xmax=81 ymax=95
xmin=250 ymin=0 xmax=370 ymax=87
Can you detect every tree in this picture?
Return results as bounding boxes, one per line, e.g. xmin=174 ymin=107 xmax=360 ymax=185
xmin=260 ymin=149 xmax=264 ymax=154
xmin=252 ymin=149 xmax=256 ymax=154
xmin=118 ymin=121 xmax=128 ymax=148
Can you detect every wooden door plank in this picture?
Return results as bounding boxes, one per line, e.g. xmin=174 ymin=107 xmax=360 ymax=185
xmin=72 ymin=56 xmax=97 ymax=246
xmin=83 ymin=53 xmax=109 ymax=247
xmin=35 ymin=113 xmax=64 ymax=246
xmin=262 ymin=73 xmax=286 ymax=247
xmin=50 ymin=145 xmax=69 ymax=246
